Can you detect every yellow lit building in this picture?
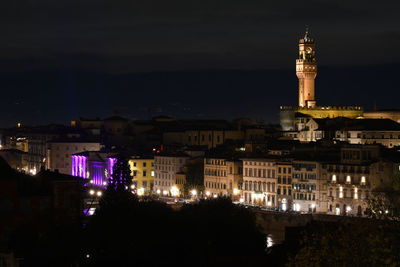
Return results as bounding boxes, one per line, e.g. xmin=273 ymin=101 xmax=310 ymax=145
xmin=129 ymin=156 xmax=155 ymax=193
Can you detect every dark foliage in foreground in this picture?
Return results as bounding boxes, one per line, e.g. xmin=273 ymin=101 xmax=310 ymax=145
xmin=83 ymin=194 xmax=266 ymax=266
xmin=286 ymin=220 xmax=400 ymax=266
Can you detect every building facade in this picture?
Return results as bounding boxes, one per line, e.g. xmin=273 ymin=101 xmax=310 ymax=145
xmin=322 ymin=145 xmax=399 ymax=216
xmin=47 ymin=138 xmax=101 ymax=175
xmin=204 ymin=158 xmax=243 ymax=197
xmin=242 ymin=158 xmax=277 ymax=208
xmin=292 ymin=160 xmax=321 ymax=213
xmin=129 ymin=156 xmax=155 ymax=194
xmin=154 ymin=153 xmax=189 ymax=196
xmin=276 ymin=161 xmax=293 ymax=211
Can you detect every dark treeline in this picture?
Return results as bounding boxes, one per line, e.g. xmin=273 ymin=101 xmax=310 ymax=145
xmin=17 ymin=193 xmax=270 ymax=267
xmin=9 ymin=190 xmax=400 ymax=266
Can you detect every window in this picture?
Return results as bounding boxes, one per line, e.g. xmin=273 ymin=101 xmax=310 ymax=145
xmin=143 ymin=171 xmax=147 ymax=177
xmin=332 ymin=174 xmax=336 ymax=183
xmin=133 ymin=162 xmax=137 ymax=167
xmin=339 ymin=187 xmax=343 ymax=198
xmin=277 ymin=187 xmax=281 ymax=195
xmin=151 ymin=170 xmax=155 ymax=177
xmin=133 ymin=170 xmax=137 ymax=177
xmin=346 ymin=175 xmax=351 ymax=184
xmin=361 ymin=176 xmax=366 ymax=185
xmin=143 ymin=162 xmax=147 ymax=167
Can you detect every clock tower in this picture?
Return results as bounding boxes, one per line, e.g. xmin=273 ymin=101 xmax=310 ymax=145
xmin=296 ymin=26 xmax=317 ymax=107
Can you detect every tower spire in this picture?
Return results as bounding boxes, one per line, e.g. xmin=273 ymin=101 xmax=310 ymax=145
xmin=304 ymin=25 xmax=310 ymax=42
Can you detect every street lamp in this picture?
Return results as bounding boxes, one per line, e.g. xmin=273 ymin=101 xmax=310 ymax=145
xmin=171 ymin=186 xmax=179 ymax=197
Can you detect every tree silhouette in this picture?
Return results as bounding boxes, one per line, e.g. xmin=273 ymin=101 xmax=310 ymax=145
xmin=108 ymin=157 xmax=132 ymax=192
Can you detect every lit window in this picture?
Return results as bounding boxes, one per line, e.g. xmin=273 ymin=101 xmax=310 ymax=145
xmin=354 ymin=188 xmax=358 ymax=199
xmin=151 ymin=170 xmax=155 ymax=177
xmin=361 ymin=176 xmax=366 ymax=185
xmin=339 ymin=186 xmax=343 ymax=199
xmin=332 ymin=174 xmax=336 ymax=183
xmin=346 ymin=175 xmax=351 ymax=184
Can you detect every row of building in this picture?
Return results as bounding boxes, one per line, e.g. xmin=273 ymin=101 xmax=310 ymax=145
xmin=64 ymin=139 xmax=400 ymax=217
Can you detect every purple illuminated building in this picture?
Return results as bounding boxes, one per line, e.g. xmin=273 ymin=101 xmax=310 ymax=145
xmin=71 ymin=152 xmax=117 ymax=187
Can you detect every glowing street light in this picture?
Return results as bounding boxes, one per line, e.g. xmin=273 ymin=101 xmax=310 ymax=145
xmin=191 ymin=189 xmax=197 ymax=196
xmin=171 ymin=186 xmax=179 ymax=197
xmin=97 ymin=191 xmax=102 ymax=197
xmin=156 ymin=189 xmax=161 ymax=194
xmin=205 ymin=191 xmax=211 ymax=197
xmin=137 ymin=188 xmax=145 ymax=196
xmin=89 ymin=189 xmax=95 ymax=195
xmin=130 ymin=184 xmax=136 ymax=189
xmin=213 ymin=194 xmax=218 ymax=198
xmin=233 ymin=188 xmax=239 ymax=195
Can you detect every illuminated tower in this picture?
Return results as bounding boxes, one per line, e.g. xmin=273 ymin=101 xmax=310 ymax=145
xmin=296 ymin=26 xmax=317 ymax=107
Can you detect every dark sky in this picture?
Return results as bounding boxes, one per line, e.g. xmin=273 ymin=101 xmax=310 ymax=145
xmin=1 ymin=0 xmax=400 ymax=126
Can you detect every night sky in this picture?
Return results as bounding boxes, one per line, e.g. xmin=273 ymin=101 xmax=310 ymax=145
xmin=1 ymin=0 xmax=400 ymax=126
